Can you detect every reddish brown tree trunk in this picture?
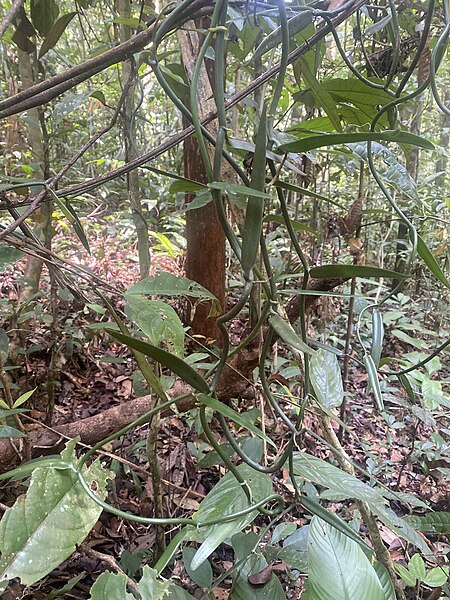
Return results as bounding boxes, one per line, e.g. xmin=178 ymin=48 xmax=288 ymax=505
xmin=183 ymin=117 xmax=225 ymax=343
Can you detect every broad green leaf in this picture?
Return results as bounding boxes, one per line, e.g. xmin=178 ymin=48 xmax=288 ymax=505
xmin=417 ymin=235 xmax=450 ymax=290
xmin=138 ymin=565 xmax=171 ymax=598
xmin=0 ymin=245 xmax=24 ymax=272
xmin=0 ymin=441 xmax=111 ymax=587
xmin=279 ymin=129 xmax=434 ymax=153
xmin=188 ymin=464 xmax=272 ymax=569
xmin=197 ymin=394 xmax=275 ymax=447
xmin=125 ymin=296 xmax=184 ymax=357
xmin=310 ymin=348 xmax=344 ymax=408
xmin=310 ymin=264 xmax=409 ymax=280
xmin=421 ymin=377 xmax=450 ymax=410
xmin=269 ymin=314 xmax=315 ymax=355
xmin=208 ymin=181 xmax=272 ymax=200
xmin=0 ymin=426 xmax=26 ymax=439
xmin=297 ymin=56 xmax=342 ymax=132
xmin=292 ymin=452 xmax=429 ymax=553
xmin=231 ymin=553 xmax=286 ymax=599
xmin=348 ymin=141 xmax=418 ymax=200
xmin=30 ymin=0 xmax=59 ymax=36
xmin=322 ymin=78 xmax=393 ymax=116
xmin=272 ymin=522 xmax=298 ymax=544
xmin=126 ymin=272 xmax=217 ymax=301
xmin=39 ymin=12 xmax=77 ymax=58
xmin=395 ymin=563 xmax=416 ymax=587
xmin=89 ymin=571 xmax=133 ymax=599
xmin=373 ymin=562 xmax=396 ymax=600
xmin=423 ymin=566 xmax=449 ymax=587
xmin=306 ymin=517 xmax=385 ymax=600
xmin=406 ymin=512 xmax=450 ymax=534
xmin=182 ymin=548 xmax=212 ymax=589
xmin=408 ymin=554 xmax=426 ymax=581
xmin=167 ymin=584 xmax=196 ymax=599
xmin=107 ymin=330 xmax=210 ymax=394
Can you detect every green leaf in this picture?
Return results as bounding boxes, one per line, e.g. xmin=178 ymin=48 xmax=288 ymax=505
xmin=88 ymin=571 xmax=134 ymax=599
xmin=310 ymin=264 xmax=409 ymax=280
xmin=310 ymin=348 xmax=344 ymax=408
xmin=30 ymin=0 xmax=59 ymax=36
xmin=52 ymin=195 xmax=90 ymax=254
xmin=39 ymin=12 xmax=77 ymax=58
xmin=241 ymin=107 xmax=267 ymax=277
xmin=364 ymin=354 xmax=384 ymax=412
xmin=391 ymin=330 xmax=428 ymax=350
xmin=0 ymin=426 xmax=26 ymax=439
xmin=408 ymin=554 xmax=426 ymax=581
xmin=373 ymin=562 xmax=396 ymax=600
xmin=138 ymin=565 xmax=171 ymax=598
xmin=208 ymin=181 xmax=272 ymax=200
xmin=395 ymin=563 xmax=416 ymax=587
xmin=169 ymin=179 xmax=207 ymax=194
xmin=107 ymin=330 xmax=210 ymax=394
xmin=250 ymin=11 xmax=313 ymax=63
xmin=196 ymin=394 xmax=275 ymax=447
xmin=13 ymin=387 xmax=36 ymax=408
xmin=405 ymin=512 xmax=450 ymax=534
xmin=349 ymin=140 xmax=419 ymax=200
xmin=0 ymin=328 xmax=9 ymax=362
xmin=292 ymin=452 xmax=429 ymax=553
xmin=417 ymin=235 xmax=450 ymax=290
xmin=188 ymin=464 xmax=272 ymax=570
xmin=371 ymin=309 xmax=384 ymax=367
xmin=0 ymin=441 xmax=111 ymax=587
xmin=182 ymin=548 xmax=212 ymax=589
xmin=263 ymin=214 xmax=318 ymax=236
xmin=297 ymin=56 xmax=342 ymax=132
xmin=423 ymin=566 xmax=449 ymax=587
xmin=126 ymin=272 xmax=217 ymax=301
xmin=125 ymin=296 xmax=184 ymax=358
xmin=269 ymin=314 xmax=315 ymax=355
xmin=306 ymin=517 xmax=385 ymax=600
xmin=0 ymin=245 xmax=24 ymax=272
xmin=279 ymin=129 xmax=434 ymax=153
xmin=231 ymin=549 xmax=287 ymax=600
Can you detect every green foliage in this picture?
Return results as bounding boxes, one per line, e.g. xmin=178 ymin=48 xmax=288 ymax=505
xmin=0 ymin=441 xmax=112 ymax=590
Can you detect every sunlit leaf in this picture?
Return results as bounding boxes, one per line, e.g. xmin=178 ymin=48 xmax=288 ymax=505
xmin=310 ymin=348 xmax=344 ymax=408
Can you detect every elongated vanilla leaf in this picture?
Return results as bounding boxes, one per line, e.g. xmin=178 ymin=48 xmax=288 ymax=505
xmin=306 ymin=517 xmax=385 ymax=600
xmin=126 ymin=272 xmax=217 ymax=301
xmin=0 ymin=441 xmax=111 ymax=587
xmin=107 ymin=330 xmax=210 ymax=394
xmin=125 ymin=296 xmax=184 ymax=357
xmin=310 ymin=348 xmax=344 ymax=408
xmin=89 ymin=571 xmax=134 ymax=599
xmin=269 ymin=314 xmax=315 ymax=355
xmin=188 ymin=464 xmax=272 ymax=570
xmin=197 ymin=394 xmax=275 ymax=447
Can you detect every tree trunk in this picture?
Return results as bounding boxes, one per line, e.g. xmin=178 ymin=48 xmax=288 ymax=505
xmin=118 ymin=0 xmax=150 ymax=280
xmin=178 ymin=22 xmax=226 ymax=343
xmin=16 ymin=47 xmax=51 ymax=303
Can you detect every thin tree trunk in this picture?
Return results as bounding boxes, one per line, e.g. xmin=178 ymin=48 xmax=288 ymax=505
xmin=178 ymin=21 xmax=226 ymax=343
xmin=118 ymin=0 xmax=150 ymax=280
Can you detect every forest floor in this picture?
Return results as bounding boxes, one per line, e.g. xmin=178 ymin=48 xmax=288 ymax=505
xmin=0 ymin=231 xmax=449 ymax=599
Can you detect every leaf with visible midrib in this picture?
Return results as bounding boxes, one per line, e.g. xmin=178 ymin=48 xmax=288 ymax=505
xmin=0 ymin=442 xmax=111 ymax=587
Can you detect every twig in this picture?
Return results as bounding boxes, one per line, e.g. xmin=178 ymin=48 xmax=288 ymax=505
xmin=0 ymin=0 xmax=23 ymax=40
